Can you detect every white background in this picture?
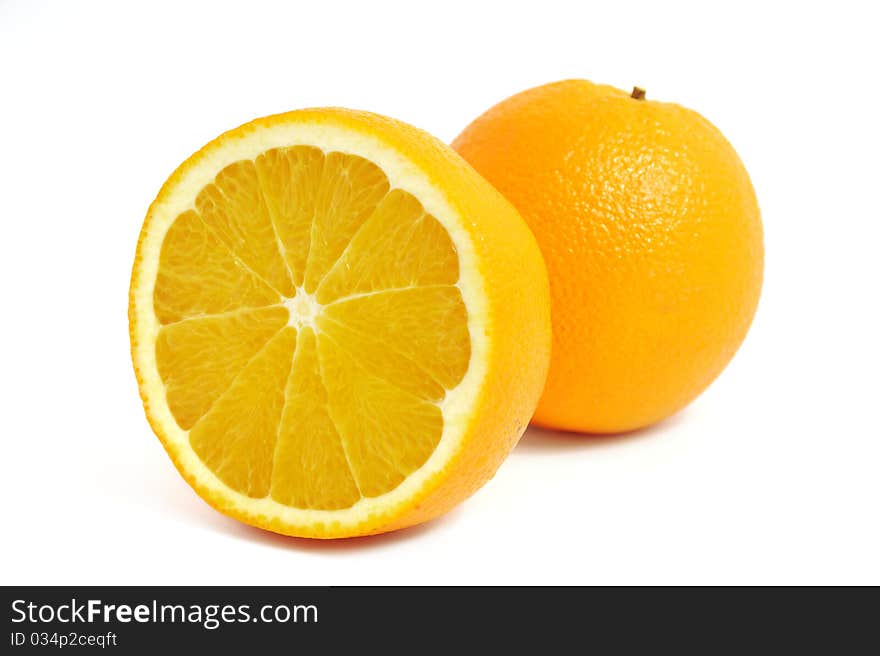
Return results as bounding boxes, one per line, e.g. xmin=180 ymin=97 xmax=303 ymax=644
xmin=1 ymin=0 xmax=878 ymax=585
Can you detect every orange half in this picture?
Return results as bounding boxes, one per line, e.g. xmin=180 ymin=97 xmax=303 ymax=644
xmin=129 ymin=109 xmax=551 ymax=538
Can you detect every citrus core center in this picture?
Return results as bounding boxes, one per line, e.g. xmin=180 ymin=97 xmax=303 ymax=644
xmin=283 ymin=289 xmax=322 ymax=329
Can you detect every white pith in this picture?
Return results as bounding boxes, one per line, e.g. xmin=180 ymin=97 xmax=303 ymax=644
xmin=283 ymin=288 xmax=321 ymax=330
xmin=130 ymin=119 xmax=489 ymax=531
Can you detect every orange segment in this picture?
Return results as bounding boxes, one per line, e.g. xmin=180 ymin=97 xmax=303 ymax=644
xmin=156 ymin=306 xmax=288 ymax=429
xmin=301 ymin=151 xmax=390 ymax=292
xmin=189 ymin=328 xmax=297 ymax=498
xmin=153 ymin=209 xmax=279 ymax=324
xmin=254 ymin=146 xmax=324 ymax=287
xmin=270 ymin=329 xmax=360 ymax=510
xmin=316 ymin=332 xmax=443 ymax=498
xmin=315 ymin=315 xmax=445 ymax=402
xmin=323 ymin=286 xmax=470 ymax=390
xmin=315 ymin=189 xmax=459 ymax=304
xmin=195 ymin=160 xmax=295 ymax=296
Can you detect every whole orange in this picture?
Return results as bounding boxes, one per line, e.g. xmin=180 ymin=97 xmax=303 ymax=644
xmin=453 ymin=79 xmax=763 ymax=433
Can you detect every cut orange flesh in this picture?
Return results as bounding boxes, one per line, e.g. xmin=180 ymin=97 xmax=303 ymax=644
xmin=130 ymin=109 xmax=551 ymax=538
xmin=155 ymin=148 xmax=466 ymax=506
